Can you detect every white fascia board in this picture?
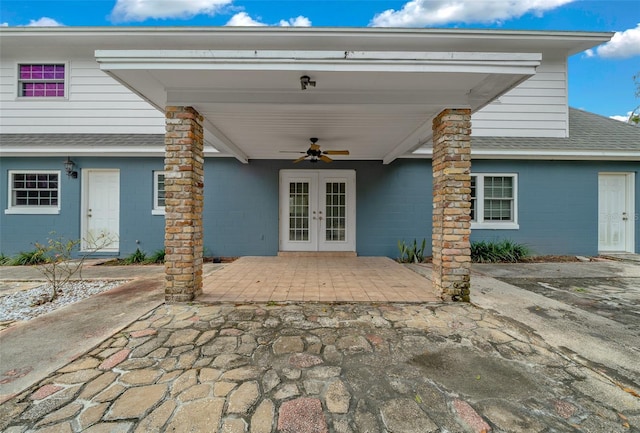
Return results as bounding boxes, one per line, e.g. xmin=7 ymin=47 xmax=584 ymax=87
xmin=96 ymin=50 xmax=541 ymax=74
xmin=408 ymin=148 xmax=640 ymax=161
xmin=97 ymin=49 xmax=541 ymax=61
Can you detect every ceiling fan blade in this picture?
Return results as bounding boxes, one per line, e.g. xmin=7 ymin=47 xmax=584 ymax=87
xmin=293 ymin=155 xmax=308 ymax=163
xmin=320 ymin=155 xmax=333 ymax=163
xmin=323 ymin=150 xmax=350 ymax=155
xmin=280 ymin=151 xmax=306 ymax=154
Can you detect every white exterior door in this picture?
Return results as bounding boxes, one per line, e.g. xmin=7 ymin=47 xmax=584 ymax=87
xmin=598 ymin=173 xmax=635 ymax=253
xmin=82 ymin=169 xmax=120 ymax=252
xmin=280 ymin=170 xmax=356 ymax=252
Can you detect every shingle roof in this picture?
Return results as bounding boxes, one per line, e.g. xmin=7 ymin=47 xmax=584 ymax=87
xmin=1 ymin=108 xmax=638 ymax=157
xmin=0 ymin=134 xmax=164 ymax=148
xmin=471 ymin=108 xmax=639 ymax=151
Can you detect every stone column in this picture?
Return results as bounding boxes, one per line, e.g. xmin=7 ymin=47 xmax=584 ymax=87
xmin=432 ymin=108 xmax=472 ymax=302
xmin=164 ymin=106 xmax=204 ymax=302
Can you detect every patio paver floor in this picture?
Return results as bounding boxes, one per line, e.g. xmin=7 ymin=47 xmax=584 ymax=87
xmin=200 ymin=256 xmax=439 ymax=303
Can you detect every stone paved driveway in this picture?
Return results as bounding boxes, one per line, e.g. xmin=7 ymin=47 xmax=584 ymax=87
xmin=2 ymin=302 xmax=638 ymax=432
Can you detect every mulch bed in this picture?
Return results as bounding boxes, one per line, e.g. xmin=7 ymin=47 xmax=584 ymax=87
xmin=98 ymin=257 xmax=238 ymax=266
xmin=417 ymin=255 xmax=604 ymax=264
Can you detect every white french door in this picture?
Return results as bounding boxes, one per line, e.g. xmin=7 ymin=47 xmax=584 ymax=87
xmin=279 ymin=170 xmax=356 ymax=252
xmin=598 ymin=173 xmax=635 ymax=253
xmin=81 ymin=169 xmax=120 ymax=252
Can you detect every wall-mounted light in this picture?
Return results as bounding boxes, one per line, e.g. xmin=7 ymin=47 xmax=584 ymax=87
xmin=64 ymin=157 xmax=78 ymax=178
xmin=300 ymin=75 xmax=316 ymax=90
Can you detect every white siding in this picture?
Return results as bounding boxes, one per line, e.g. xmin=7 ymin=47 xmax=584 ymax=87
xmin=472 ymin=54 xmax=568 ymax=138
xmin=0 ymin=57 xmax=164 ymax=134
xmin=1 ymin=50 xmax=569 ymax=138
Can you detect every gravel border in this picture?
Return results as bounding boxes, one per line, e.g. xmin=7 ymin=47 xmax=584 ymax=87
xmin=0 ymin=280 xmax=127 ymax=322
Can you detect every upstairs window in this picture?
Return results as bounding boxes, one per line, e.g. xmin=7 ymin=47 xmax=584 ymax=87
xmin=5 ymin=171 xmax=61 ymax=215
xmin=470 ymin=173 xmax=519 ymax=229
xmin=18 ymin=64 xmax=66 ymax=98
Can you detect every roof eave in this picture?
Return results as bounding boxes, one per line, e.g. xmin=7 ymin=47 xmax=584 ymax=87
xmin=408 ymin=149 xmax=640 ymax=161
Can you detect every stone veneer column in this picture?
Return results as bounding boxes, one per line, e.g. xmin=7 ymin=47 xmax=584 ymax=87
xmin=164 ymin=106 xmax=204 ymax=302
xmin=432 ymin=108 xmax=472 ymax=302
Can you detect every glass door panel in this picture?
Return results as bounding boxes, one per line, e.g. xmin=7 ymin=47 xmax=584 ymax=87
xmin=324 ymin=181 xmax=346 ymax=242
xmin=289 ymin=182 xmax=310 ymax=241
xmin=280 ymin=170 xmax=355 ymax=252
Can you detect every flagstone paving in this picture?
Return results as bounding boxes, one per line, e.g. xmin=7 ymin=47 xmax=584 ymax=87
xmin=1 ymin=302 xmax=638 ymax=432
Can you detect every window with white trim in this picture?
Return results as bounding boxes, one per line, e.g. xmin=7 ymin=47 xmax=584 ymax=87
xmin=470 ymin=173 xmax=518 ymax=229
xmin=152 ymin=171 xmax=166 ymax=215
xmin=5 ymin=171 xmax=61 ymax=215
xmin=18 ymin=64 xmax=66 ymax=98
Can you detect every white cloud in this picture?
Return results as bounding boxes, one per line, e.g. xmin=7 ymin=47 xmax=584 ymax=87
xmin=593 ymin=24 xmax=640 ymax=59
xmin=1 ymin=22 xmax=8 ymax=27
xmin=610 ymin=111 xmax=637 ymax=123
xmin=111 ymin=0 xmax=232 ymax=22
xmin=226 ymin=12 xmax=311 ymax=27
xmin=279 ymin=16 xmax=312 ymax=27
xmin=370 ymin=0 xmax=574 ymax=27
xmin=26 ymin=17 xmax=64 ymax=26
xmin=610 ymin=114 xmax=630 ymax=122
xmin=226 ymin=12 xmax=266 ymax=26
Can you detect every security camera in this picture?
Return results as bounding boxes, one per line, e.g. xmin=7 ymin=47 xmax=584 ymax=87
xmin=300 ymin=75 xmax=316 ymax=90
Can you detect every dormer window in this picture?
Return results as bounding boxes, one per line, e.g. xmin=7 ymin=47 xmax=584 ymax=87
xmin=18 ymin=64 xmax=66 ymax=98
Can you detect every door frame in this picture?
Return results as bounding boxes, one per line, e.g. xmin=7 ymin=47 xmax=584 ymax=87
xmin=598 ymin=172 xmax=635 ymax=253
xmin=81 ymin=168 xmax=120 ymax=252
xmin=279 ymin=169 xmax=356 ymax=252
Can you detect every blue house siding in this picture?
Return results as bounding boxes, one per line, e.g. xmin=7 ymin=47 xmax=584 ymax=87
xmin=1 ymin=157 xmax=81 ymax=256
xmin=204 ymin=159 xmax=433 ymax=258
xmin=0 ymin=157 xmax=165 ymax=257
xmin=470 ymin=160 xmax=639 ymax=256
xmin=1 ymin=156 xmax=637 ymax=258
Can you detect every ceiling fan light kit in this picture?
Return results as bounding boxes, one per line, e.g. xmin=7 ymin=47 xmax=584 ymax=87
xmin=290 ymin=138 xmax=350 ymax=164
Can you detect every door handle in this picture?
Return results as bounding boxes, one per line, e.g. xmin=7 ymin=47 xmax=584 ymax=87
xmin=87 ymin=208 xmax=92 ymax=218
xmin=622 ymin=212 xmax=628 ymax=221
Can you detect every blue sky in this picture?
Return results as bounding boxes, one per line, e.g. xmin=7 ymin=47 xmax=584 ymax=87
xmin=1 ymin=0 xmax=639 ymax=121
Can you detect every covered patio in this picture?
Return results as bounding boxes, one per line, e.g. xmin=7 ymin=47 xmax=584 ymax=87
xmin=93 ymin=28 xmax=600 ymax=302
xmin=199 ymin=256 xmax=438 ymax=303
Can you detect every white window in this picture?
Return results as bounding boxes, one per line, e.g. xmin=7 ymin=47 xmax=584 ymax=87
xmin=152 ymin=171 xmax=166 ymax=215
xmin=5 ymin=170 xmax=61 ymax=215
xmin=17 ymin=63 xmax=67 ymax=98
xmin=470 ymin=173 xmax=518 ymax=229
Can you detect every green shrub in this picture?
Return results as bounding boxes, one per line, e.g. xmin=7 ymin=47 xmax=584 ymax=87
xmin=398 ymin=238 xmax=427 ymax=263
xmin=10 ymin=249 xmax=48 ymax=265
xmin=471 ymin=239 xmax=530 ymax=263
xmin=124 ymin=248 xmax=147 ymax=264
xmin=0 ymin=254 xmax=11 ymax=265
xmin=146 ymin=249 xmax=165 ymax=264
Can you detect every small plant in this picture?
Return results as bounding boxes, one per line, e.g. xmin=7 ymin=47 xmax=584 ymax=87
xmin=398 ymin=238 xmax=427 ymax=263
xmin=33 ymin=231 xmax=114 ymax=302
xmin=471 ymin=239 xmax=530 ymax=263
xmin=124 ymin=248 xmax=147 ymax=264
xmin=10 ymin=249 xmax=48 ymax=266
xmin=146 ymin=248 xmax=165 ymax=264
xmin=0 ymin=253 xmax=11 ymax=265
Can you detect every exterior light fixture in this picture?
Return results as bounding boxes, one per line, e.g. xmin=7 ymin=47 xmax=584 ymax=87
xmin=300 ymin=75 xmax=316 ymax=90
xmin=64 ymin=157 xmax=78 ymax=178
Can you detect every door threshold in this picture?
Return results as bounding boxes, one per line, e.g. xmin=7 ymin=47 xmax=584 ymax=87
xmin=278 ymin=251 xmax=357 ymax=257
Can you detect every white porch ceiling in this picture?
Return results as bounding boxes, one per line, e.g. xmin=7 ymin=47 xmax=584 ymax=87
xmin=98 ymin=49 xmax=540 ymax=164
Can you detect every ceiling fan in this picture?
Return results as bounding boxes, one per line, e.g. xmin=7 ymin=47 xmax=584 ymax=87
xmin=286 ymin=138 xmax=350 ymax=163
